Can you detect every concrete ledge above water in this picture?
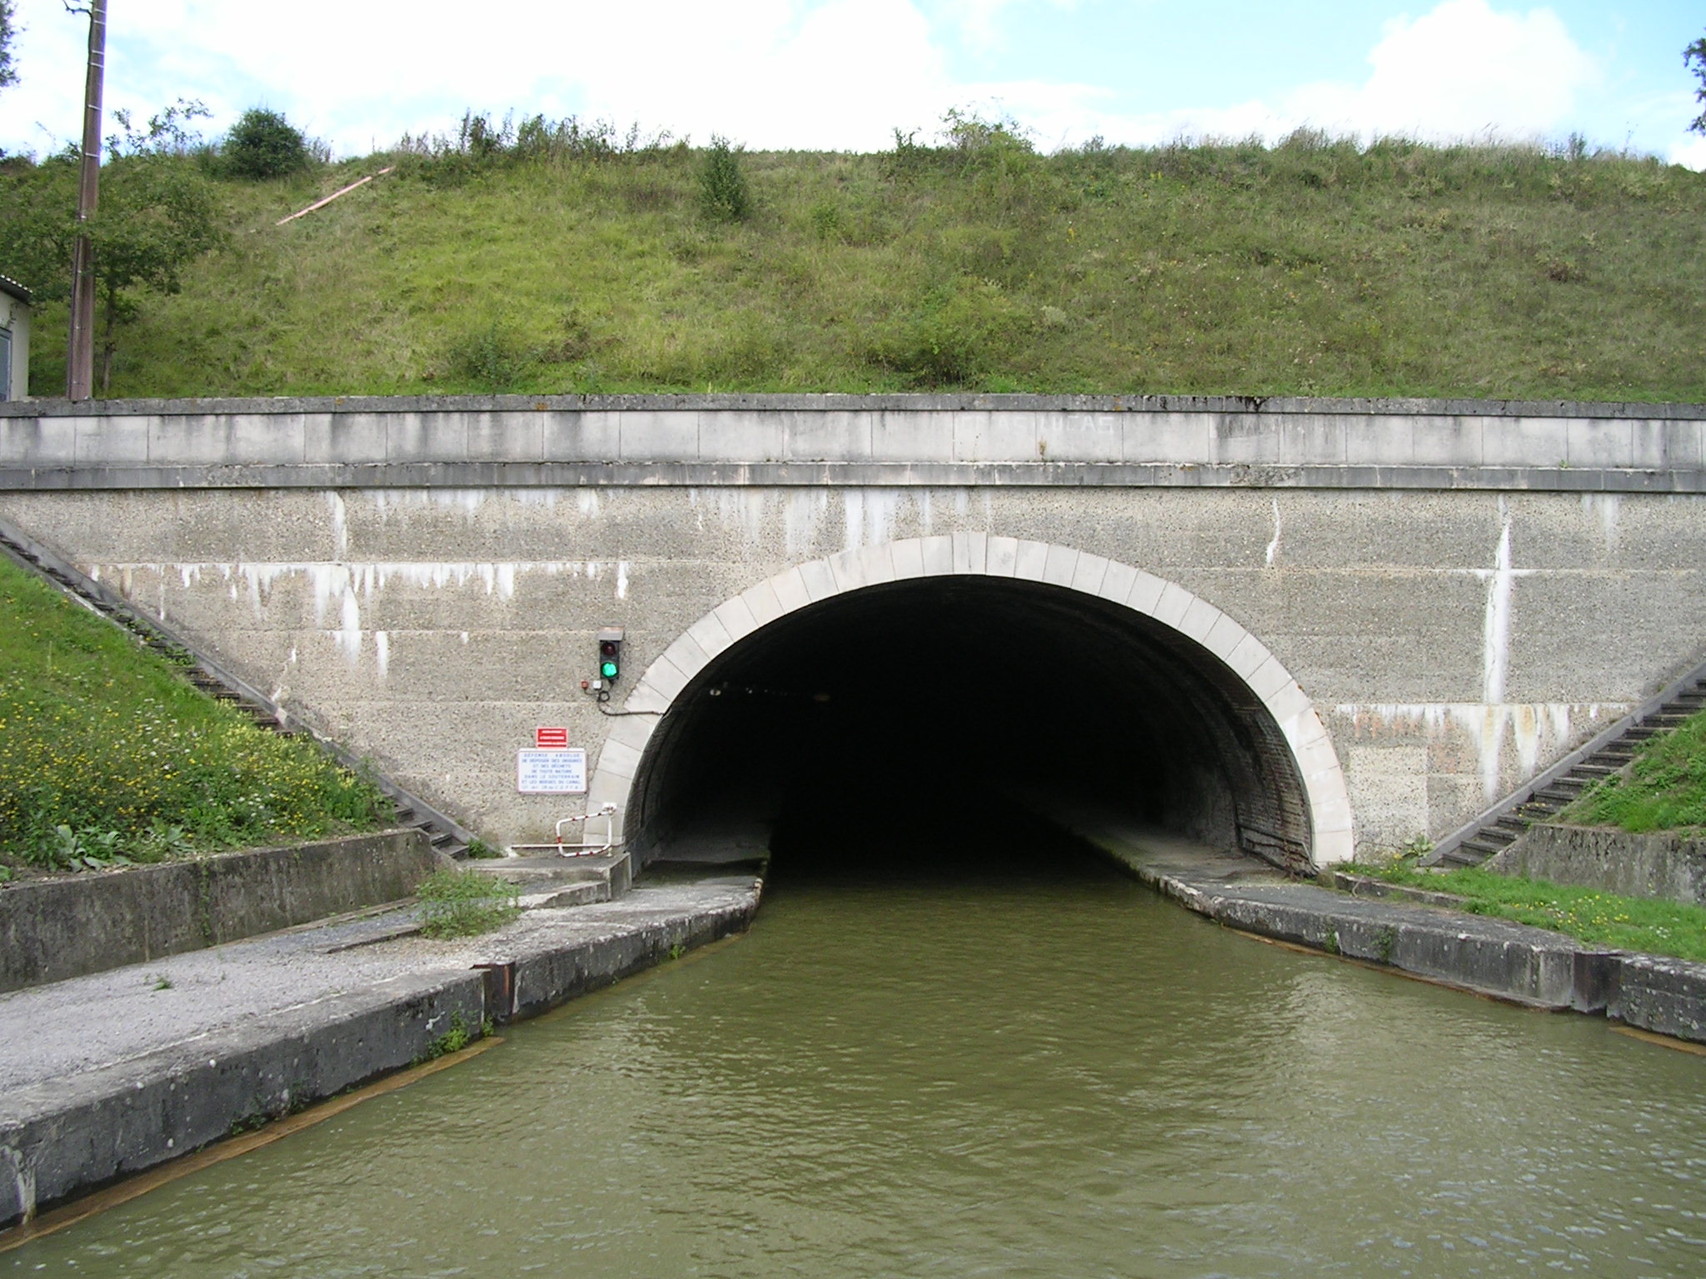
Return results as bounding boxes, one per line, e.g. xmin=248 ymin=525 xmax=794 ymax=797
xmin=1074 ymin=823 xmax=1706 ymax=1045
xmin=0 ymin=878 xmax=760 ymax=1231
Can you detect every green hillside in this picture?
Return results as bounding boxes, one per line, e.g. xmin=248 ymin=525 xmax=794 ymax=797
xmin=6 ymin=121 xmax=1706 ymax=401
xmin=0 ymin=555 xmax=385 ymax=875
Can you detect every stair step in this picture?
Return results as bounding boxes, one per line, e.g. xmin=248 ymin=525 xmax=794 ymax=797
xmin=1460 ymin=835 xmax=1512 ymax=857
xmin=1590 ymin=749 xmax=1636 ymax=763
xmin=1437 ymin=847 xmax=1486 ymax=868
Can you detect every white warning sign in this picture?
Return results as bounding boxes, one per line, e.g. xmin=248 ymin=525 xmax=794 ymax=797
xmin=516 ymin=748 xmax=588 ymax=794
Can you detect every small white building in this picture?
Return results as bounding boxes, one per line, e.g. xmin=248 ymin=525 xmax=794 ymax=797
xmin=1 ymin=276 xmax=32 ymax=401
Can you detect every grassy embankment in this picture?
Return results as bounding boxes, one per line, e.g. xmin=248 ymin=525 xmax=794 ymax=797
xmin=1565 ymin=708 xmax=1706 ymax=832
xmin=0 ymin=555 xmax=387 ymax=880
xmin=14 ymin=124 xmax=1706 ymax=401
xmin=1358 ymin=708 xmax=1706 ymax=962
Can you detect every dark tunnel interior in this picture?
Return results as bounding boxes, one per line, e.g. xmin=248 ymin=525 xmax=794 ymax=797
xmin=626 ymin=577 xmax=1311 ymax=876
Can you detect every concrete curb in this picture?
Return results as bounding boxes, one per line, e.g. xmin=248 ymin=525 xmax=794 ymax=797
xmin=0 ymin=880 xmax=759 ymax=1230
xmin=5 ymin=392 xmax=1705 ymax=419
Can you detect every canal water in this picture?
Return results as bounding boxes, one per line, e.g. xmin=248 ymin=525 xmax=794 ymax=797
xmin=7 ymin=847 xmax=1704 ymax=1277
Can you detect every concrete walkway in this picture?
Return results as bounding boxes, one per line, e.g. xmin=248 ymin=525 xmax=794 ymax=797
xmin=0 ymin=875 xmax=760 ymax=1229
xmin=1070 ymin=818 xmax=1706 ymax=1047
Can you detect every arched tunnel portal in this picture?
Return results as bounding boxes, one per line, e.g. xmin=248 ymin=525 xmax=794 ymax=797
xmin=594 ymin=542 xmax=1353 ymax=874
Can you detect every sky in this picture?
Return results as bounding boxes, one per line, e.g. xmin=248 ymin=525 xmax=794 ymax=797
xmin=2 ymin=0 xmax=1703 ymax=167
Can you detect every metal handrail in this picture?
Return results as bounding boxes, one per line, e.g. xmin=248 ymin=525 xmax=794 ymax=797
xmin=554 ymin=804 xmax=619 ymax=856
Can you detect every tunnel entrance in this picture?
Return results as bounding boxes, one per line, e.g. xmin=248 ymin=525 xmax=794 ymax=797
xmin=620 ymin=571 xmax=1322 ymax=876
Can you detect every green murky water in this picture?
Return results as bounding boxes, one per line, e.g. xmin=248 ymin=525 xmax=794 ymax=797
xmin=8 ymin=856 xmax=1704 ymax=1277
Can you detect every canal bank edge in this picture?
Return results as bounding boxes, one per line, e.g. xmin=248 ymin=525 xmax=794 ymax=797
xmin=0 ymin=878 xmax=759 ymax=1232
xmin=1076 ymin=824 xmax=1706 ymax=1045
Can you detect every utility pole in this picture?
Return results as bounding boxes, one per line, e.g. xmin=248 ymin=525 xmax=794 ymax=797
xmin=66 ymin=0 xmax=106 ymax=401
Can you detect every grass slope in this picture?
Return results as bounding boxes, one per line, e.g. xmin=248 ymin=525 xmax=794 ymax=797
xmin=15 ymin=131 xmax=1706 ymax=401
xmin=0 ymin=556 xmax=386 ymax=874
xmin=1564 ymin=709 xmax=1706 ymax=833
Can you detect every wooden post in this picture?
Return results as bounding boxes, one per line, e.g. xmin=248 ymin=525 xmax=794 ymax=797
xmin=66 ymin=0 xmax=107 ymax=402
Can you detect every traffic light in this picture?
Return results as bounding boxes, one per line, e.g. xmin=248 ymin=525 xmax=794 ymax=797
xmin=597 ymin=627 xmax=624 ymax=683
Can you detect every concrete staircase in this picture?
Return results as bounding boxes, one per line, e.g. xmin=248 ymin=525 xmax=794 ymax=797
xmin=0 ymin=512 xmax=478 ymax=861
xmin=1426 ymin=660 xmax=1706 ymax=870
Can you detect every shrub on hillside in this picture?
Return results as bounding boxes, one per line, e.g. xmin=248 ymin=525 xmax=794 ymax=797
xmin=442 ymin=318 xmax=539 ymax=390
xmin=699 ymin=136 xmax=752 ymax=222
xmin=222 ymin=108 xmax=313 ymax=179
xmin=867 ymin=276 xmax=1029 ymax=387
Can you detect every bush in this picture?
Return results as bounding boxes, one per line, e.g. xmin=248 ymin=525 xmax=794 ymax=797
xmin=442 ymin=319 xmax=538 ymax=389
xmin=868 ymin=276 xmax=1029 ymax=386
xmin=699 ymin=136 xmax=752 ymax=222
xmin=223 ymin=108 xmax=312 ymax=179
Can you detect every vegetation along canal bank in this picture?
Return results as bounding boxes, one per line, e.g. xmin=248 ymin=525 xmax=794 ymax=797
xmin=3 ymin=106 xmax=1704 ymax=1260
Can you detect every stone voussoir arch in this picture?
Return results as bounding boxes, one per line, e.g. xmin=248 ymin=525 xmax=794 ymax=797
xmin=587 ymin=533 xmax=1355 ymax=867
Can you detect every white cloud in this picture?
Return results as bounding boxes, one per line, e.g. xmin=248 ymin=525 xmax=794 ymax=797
xmin=1002 ymin=0 xmax=1602 ymax=151
xmin=1 ymin=0 xmax=965 ymax=157
xmin=1670 ymin=135 xmax=1706 ymax=172
xmin=1294 ymin=0 xmax=1600 ymax=140
xmin=935 ymin=0 xmax=1079 ymax=54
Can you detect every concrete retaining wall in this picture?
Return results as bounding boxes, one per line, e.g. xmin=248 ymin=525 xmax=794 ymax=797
xmin=1082 ymin=827 xmax=1706 ymax=1044
xmin=1490 ymin=823 xmax=1706 ymax=906
xmin=0 ymin=831 xmax=446 ymax=992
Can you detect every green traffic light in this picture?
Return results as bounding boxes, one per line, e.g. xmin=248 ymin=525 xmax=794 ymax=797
xmin=600 ymin=660 xmax=619 ymax=679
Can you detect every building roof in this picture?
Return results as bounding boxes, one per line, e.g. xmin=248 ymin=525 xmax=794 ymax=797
xmin=0 ymin=275 xmax=34 ymax=305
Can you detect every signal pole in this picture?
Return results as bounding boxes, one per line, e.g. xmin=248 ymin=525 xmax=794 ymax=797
xmin=66 ymin=0 xmax=107 ymax=401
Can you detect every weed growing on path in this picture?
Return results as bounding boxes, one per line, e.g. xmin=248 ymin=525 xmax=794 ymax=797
xmin=415 ymin=869 xmax=521 ymax=939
